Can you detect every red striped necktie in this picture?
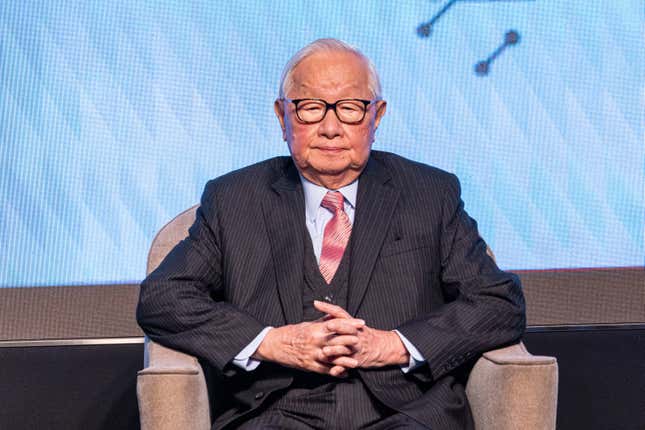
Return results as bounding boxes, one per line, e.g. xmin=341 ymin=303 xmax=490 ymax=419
xmin=319 ymin=191 xmax=352 ymax=284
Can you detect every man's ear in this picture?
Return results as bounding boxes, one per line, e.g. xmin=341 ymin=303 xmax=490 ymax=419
xmin=274 ymin=99 xmax=287 ymax=141
xmin=373 ymin=100 xmax=387 ymax=130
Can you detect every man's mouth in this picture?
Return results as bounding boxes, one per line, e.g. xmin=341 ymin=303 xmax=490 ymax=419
xmin=315 ymin=146 xmax=346 ymax=152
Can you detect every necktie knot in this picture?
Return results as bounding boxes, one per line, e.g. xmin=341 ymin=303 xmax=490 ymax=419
xmin=321 ymin=191 xmax=345 ymax=213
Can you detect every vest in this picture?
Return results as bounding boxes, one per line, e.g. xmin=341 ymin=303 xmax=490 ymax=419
xmin=263 ymin=233 xmax=391 ymax=428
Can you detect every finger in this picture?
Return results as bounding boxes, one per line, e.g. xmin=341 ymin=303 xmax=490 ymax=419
xmin=327 ymin=335 xmax=359 ymax=347
xmin=314 ymin=300 xmax=353 ymax=319
xmin=322 ymin=345 xmax=353 ymax=357
xmin=309 ymin=361 xmax=335 ymax=375
xmin=329 ymin=356 xmax=358 ymax=368
xmin=325 ymin=320 xmax=356 ymax=335
xmin=309 ymin=351 xmax=336 ymax=369
xmin=325 ymin=318 xmax=365 ymax=334
xmin=329 ymin=365 xmax=348 ymax=378
xmin=315 ymin=348 xmax=335 ymax=364
xmin=313 ymin=314 xmax=333 ymax=324
xmin=314 ymin=314 xmax=334 ymax=322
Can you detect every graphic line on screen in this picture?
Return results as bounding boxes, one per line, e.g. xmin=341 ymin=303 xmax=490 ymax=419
xmin=416 ymin=0 xmax=534 ymax=38
xmin=474 ymin=29 xmax=521 ymax=76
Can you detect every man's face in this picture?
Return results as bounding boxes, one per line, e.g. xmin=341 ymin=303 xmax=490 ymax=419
xmin=274 ymin=50 xmax=386 ymax=188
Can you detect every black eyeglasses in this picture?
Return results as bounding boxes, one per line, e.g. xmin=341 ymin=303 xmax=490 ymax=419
xmin=283 ymin=98 xmax=376 ymax=124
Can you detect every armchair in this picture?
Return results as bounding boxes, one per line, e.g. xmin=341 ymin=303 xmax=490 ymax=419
xmin=137 ymin=205 xmax=558 ymax=430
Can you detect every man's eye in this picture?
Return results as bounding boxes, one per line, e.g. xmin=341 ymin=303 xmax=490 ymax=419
xmin=339 ymin=103 xmax=361 ymax=112
xmin=301 ymin=104 xmax=323 ymax=111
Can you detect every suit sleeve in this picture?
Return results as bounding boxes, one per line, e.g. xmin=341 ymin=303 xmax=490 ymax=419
xmin=396 ymin=173 xmax=526 ymax=382
xmin=136 ymin=180 xmax=265 ymax=373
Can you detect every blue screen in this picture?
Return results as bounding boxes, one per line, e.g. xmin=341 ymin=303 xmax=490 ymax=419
xmin=1 ymin=1 xmax=643 ymax=287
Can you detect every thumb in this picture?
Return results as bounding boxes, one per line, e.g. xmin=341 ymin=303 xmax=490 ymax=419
xmin=314 ymin=300 xmax=352 ymax=319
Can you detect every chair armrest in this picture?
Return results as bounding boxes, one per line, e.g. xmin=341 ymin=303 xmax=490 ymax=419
xmin=466 ymin=342 xmax=558 ymax=430
xmin=139 ymin=338 xmax=201 ymax=375
xmin=137 ymin=339 xmax=211 ymax=430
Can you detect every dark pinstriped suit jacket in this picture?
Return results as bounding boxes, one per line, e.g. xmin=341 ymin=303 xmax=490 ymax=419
xmin=137 ymin=150 xmax=526 ymax=429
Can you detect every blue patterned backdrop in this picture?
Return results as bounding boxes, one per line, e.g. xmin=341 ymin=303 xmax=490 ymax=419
xmin=1 ymin=1 xmax=643 ymax=287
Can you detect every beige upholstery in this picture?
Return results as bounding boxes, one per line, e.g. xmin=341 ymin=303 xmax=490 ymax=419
xmin=145 ymin=205 xmax=201 ymax=276
xmin=138 ymin=341 xmax=211 ymax=430
xmin=466 ymin=343 xmax=558 ymax=430
xmin=137 ymin=205 xmax=559 ymax=430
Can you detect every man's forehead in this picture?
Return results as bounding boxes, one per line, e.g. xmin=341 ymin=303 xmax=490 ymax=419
xmin=296 ymin=80 xmax=364 ymax=93
xmin=293 ymin=51 xmax=368 ymax=75
xmin=289 ymin=51 xmax=370 ymax=95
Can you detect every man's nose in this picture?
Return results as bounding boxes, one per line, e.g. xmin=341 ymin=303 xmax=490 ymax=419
xmin=317 ymin=108 xmax=343 ymax=138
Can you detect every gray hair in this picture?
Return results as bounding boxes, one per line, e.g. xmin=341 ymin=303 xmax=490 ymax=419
xmin=278 ymin=38 xmax=382 ymax=100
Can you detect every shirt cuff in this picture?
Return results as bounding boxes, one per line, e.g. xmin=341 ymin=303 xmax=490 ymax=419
xmin=232 ymin=326 xmax=273 ymax=371
xmin=393 ymin=330 xmax=426 ymax=373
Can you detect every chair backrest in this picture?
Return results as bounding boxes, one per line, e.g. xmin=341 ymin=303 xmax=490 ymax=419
xmin=145 ymin=206 xmax=498 ymax=274
xmin=146 ymin=204 xmax=199 ymax=275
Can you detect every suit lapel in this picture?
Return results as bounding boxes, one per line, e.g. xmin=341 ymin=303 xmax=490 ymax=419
xmin=348 ymin=156 xmax=400 ymax=316
xmin=262 ymin=162 xmax=305 ymax=325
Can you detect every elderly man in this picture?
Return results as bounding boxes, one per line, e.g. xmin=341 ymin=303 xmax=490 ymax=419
xmin=137 ymin=38 xmax=525 ymax=429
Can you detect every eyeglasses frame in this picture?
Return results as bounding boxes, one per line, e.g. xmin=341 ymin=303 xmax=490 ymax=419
xmin=282 ymin=97 xmax=377 ymax=124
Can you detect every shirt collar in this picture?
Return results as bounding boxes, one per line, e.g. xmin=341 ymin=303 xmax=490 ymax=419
xmin=300 ymin=175 xmax=358 ymax=222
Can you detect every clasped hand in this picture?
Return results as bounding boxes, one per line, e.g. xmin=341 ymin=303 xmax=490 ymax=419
xmin=254 ymin=301 xmax=409 ymax=377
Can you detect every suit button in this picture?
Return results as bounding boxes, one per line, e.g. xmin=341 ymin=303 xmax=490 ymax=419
xmin=324 ymin=295 xmax=333 ymax=303
xmin=254 ymin=391 xmax=265 ymax=400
